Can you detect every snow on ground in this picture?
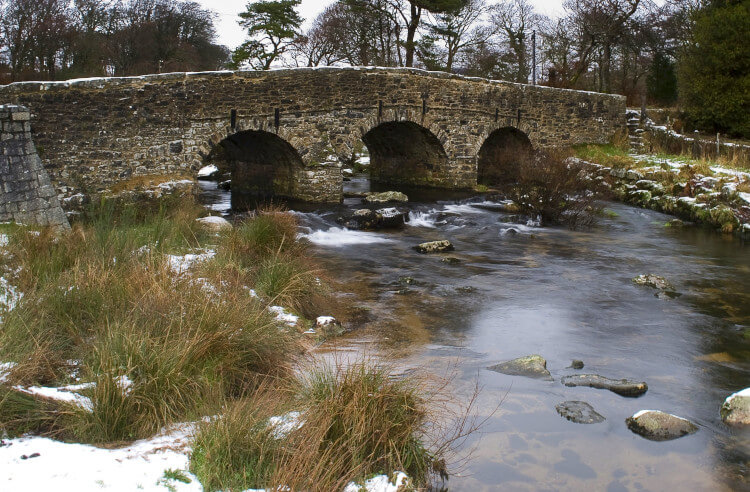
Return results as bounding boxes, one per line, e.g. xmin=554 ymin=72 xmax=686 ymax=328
xmin=268 ymin=411 xmax=304 ymax=439
xmin=0 ymin=425 xmax=201 ymax=492
xmin=343 ymin=472 xmax=410 ymax=492
xmin=269 ymin=305 xmax=299 ymax=326
xmin=0 ymin=361 xmax=17 ymax=383
xmin=166 ymin=250 xmax=216 ymax=275
xmin=16 ymin=384 xmax=93 ymax=411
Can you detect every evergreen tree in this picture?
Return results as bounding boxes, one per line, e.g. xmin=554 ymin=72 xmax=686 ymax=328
xmin=232 ymin=0 xmax=303 ymax=70
xmin=647 ymin=52 xmax=677 ymax=105
xmin=677 ymin=0 xmax=750 ymax=137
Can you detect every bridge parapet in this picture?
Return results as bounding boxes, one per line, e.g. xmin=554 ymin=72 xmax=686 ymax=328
xmin=0 ymin=67 xmax=626 ymax=203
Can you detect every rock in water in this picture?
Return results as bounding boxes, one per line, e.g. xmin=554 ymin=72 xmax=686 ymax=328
xmin=364 ymin=191 xmax=408 ymax=203
xmin=340 ymin=208 xmax=406 ymax=230
xmin=414 ymin=240 xmax=454 ymax=254
xmin=570 ymin=359 xmax=585 ymax=370
xmin=721 ymin=388 xmax=750 ymax=426
xmin=561 ymin=374 xmax=648 ymax=397
xmin=626 ymin=410 xmax=698 ymax=441
xmin=487 ymin=355 xmax=552 ymax=380
xmin=197 ymin=164 xmax=220 ymax=180
xmin=196 ymin=216 xmax=232 ymax=232
xmin=556 ymin=401 xmax=605 ymax=424
xmin=632 ymin=274 xmax=675 ymax=291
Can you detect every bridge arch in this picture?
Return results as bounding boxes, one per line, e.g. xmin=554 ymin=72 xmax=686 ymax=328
xmin=362 ymin=121 xmax=449 ymax=188
xmin=208 ymin=129 xmax=304 ymax=202
xmin=477 ymin=127 xmax=534 ymax=186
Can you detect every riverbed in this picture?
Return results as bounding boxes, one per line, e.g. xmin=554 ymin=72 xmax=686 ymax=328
xmin=200 ymin=177 xmax=749 ymax=491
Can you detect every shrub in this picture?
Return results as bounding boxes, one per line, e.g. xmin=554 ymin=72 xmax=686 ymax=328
xmin=506 ymin=151 xmax=608 ymax=228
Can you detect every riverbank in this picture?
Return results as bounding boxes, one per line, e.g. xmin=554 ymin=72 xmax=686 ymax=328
xmin=572 ymin=144 xmax=750 ymax=239
xmin=0 ymin=195 xmax=464 ymax=491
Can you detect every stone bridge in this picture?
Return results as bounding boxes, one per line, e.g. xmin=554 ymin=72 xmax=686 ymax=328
xmin=0 ymin=67 xmax=625 ymax=204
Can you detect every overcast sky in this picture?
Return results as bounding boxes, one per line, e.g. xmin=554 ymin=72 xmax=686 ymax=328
xmin=201 ymin=0 xmax=569 ymax=50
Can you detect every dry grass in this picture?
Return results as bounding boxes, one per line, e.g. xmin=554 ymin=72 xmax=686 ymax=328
xmin=191 ymin=359 xmax=482 ymax=491
xmin=0 ymin=197 xmax=319 ymax=443
xmin=108 ymin=173 xmax=194 ymax=194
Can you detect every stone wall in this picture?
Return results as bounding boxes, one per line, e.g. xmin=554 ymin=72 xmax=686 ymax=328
xmin=0 ymin=68 xmax=626 ymax=204
xmin=0 ymin=105 xmax=69 ymax=228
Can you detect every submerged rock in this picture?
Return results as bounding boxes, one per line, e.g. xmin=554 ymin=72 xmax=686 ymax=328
xmin=441 ymin=256 xmax=461 ymax=264
xmin=364 ymin=191 xmax=408 ymax=203
xmin=414 ymin=240 xmax=454 ymax=254
xmin=487 ymin=355 xmax=552 ymax=380
xmin=632 ymin=274 xmax=675 ymax=291
xmin=556 ymin=401 xmax=605 ymax=424
xmin=196 ymin=215 xmax=232 ymax=232
xmin=721 ymin=388 xmax=750 ymax=426
xmin=218 ymin=179 xmax=231 ymax=190
xmin=626 ymin=410 xmax=698 ymax=441
xmin=561 ymin=374 xmax=648 ymax=397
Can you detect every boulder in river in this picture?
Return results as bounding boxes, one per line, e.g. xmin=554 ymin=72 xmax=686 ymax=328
xmin=487 ymin=355 xmax=552 ymax=380
xmin=626 ymin=410 xmax=698 ymax=441
xmin=570 ymin=359 xmax=585 ymax=370
xmin=441 ymin=256 xmax=461 ymax=264
xmin=340 ymin=208 xmax=406 ymax=230
xmin=632 ymin=274 xmax=675 ymax=291
xmin=561 ymin=374 xmax=648 ymax=397
xmin=218 ymin=179 xmax=231 ymax=190
xmin=415 ymin=240 xmax=454 ymax=254
xmin=556 ymin=401 xmax=605 ymax=424
xmin=721 ymin=388 xmax=750 ymax=427
xmin=197 ymin=164 xmax=220 ymax=180
xmin=364 ymin=191 xmax=408 ymax=203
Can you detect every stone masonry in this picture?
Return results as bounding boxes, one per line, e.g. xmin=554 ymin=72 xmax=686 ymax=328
xmin=0 ymin=67 xmax=627 ymax=204
xmin=0 ymin=105 xmax=69 ymax=228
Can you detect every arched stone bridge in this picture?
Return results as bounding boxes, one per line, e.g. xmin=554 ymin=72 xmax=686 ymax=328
xmin=0 ymin=67 xmax=625 ymax=203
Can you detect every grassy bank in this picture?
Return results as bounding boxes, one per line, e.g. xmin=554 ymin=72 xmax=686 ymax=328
xmin=0 ymin=195 xmax=466 ymax=489
xmin=572 ymin=144 xmax=750 ymax=236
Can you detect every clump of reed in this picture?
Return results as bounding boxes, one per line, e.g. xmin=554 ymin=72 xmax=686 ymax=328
xmin=0 ymin=197 xmax=317 ymax=442
xmin=191 ymin=359 xmax=476 ymax=491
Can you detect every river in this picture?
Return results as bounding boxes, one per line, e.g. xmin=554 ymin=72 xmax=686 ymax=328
xmin=200 ymin=176 xmax=749 ymax=491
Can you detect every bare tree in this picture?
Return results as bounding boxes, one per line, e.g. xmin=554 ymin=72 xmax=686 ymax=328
xmin=422 ymin=0 xmax=491 ymax=72
xmin=491 ymin=0 xmax=542 ymax=83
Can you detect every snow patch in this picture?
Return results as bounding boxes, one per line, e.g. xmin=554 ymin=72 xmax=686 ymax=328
xmin=268 ymin=411 xmax=304 ymax=439
xmin=15 ymin=385 xmax=93 ymax=411
xmin=0 ymin=361 xmax=17 ymax=383
xmin=0 ymin=424 xmax=200 ymax=491
xmin=167 ymin=250 xmax=215 ymax=275
xmin=725 ymin=387 xmax=750 ymax=405
xmin=344 ymin=471 xmax=410 ymax=492
xmin=269 ymin=305 xmax=299 ymax=326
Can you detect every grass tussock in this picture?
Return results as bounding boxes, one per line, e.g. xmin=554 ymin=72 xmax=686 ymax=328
xmin=191 ymin=360 xmax=478 ymax=491
xmin=0 ymin=196 xmax=332 ymax=443
xmin=573 ymin=143 xmax=636 ymax=169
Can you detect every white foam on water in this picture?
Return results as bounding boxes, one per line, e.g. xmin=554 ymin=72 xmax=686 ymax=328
xmin=407 ymin=211 xmax=437 ymax=228
xmin=302 ymin=227 xmax=395 ymax=246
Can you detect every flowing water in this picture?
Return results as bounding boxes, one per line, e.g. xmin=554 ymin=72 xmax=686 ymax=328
xmin=200 ymin=177 xmax=750 ymax=491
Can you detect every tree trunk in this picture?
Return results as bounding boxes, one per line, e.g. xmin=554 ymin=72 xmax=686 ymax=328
xmin=404 ymin=3 xmax=421 ymax=67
